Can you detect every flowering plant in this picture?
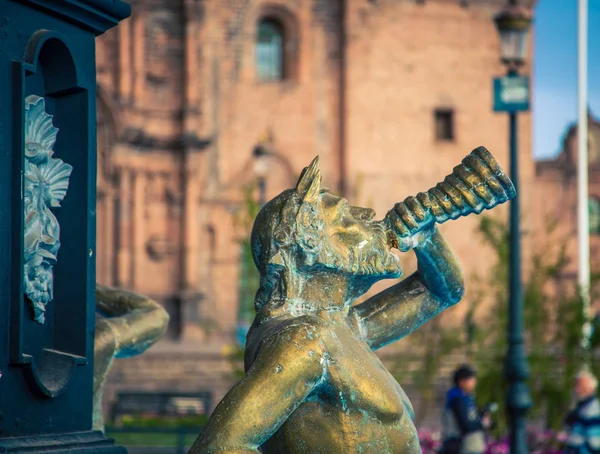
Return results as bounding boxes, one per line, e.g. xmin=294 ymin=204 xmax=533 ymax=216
xmin=418 ymin=428 xmax=568 ymax=454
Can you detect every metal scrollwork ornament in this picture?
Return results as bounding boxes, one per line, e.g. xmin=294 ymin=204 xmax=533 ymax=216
xmin=23 ymin=95 xmax=73 ymax=324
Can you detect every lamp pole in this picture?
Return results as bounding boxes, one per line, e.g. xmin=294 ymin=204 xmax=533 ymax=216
xmin=253 ymin=131 xmax=274 ymax=207
xmin=257 ymin=177 xmax=267 ymax=207
xmin=253 ymin=144 xmax=269 ymax=206
xmin=493 ymin=2 xmax=533 ymax=453
xmin=506 ymin=67 xmax=531 ymax=454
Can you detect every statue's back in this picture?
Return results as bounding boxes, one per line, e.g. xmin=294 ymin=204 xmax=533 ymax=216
xmin=248 ymin=315 xmax=421 ymax=454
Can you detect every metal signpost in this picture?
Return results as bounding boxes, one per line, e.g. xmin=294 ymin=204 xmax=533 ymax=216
xmin=494 ymin=70 xmax=533 ymax=454
xmin=493 ymin=75 xmax=530 ymax=113
xmin=493 ymin=4 xmax=534 ymax=452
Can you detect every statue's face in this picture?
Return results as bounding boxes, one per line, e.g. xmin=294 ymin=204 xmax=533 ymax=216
xmin=315 ymin=192 xmax=402 ymax=279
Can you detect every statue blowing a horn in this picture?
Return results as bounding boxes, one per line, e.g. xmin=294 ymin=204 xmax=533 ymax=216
xmin=189 ymin=146 xmax=515 ymax=454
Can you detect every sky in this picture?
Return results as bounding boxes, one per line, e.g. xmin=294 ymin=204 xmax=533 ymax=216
xmin=533 ymin=0 xmax=600 ymax=160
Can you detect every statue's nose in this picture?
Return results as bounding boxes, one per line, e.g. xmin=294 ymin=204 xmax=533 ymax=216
xmin=350 ymin=207 xmax=376 ymax=221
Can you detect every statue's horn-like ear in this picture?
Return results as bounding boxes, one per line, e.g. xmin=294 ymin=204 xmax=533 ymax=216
xmin=296 ymin=156 xmax=321 ymax=202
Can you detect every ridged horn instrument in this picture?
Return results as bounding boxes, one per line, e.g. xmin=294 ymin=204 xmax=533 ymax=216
xmin=385 ymin=146 xmax=515 ymax=242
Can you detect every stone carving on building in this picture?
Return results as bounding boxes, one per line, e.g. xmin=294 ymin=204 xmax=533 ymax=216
xmin=189 ymin=147 xmax=515 ymax=453
xmin=141 ymin=173 xmax=179 ymax=262
xmin=146 ymin=235 xmax=176 ymax=262
xmin=145 ymin=10 xmax=181 ymax=87
xmin=23 ymin=95 xmax=73 ymax=324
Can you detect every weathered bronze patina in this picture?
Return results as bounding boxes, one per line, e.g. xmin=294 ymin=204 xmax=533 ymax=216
xmin=189 ymin=146 xmax=515 ymax=454
xmin=93 ymin=284 xmax=170 ymax=431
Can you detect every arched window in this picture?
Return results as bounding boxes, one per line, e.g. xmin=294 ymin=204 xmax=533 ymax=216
xmin=256 ymin=18 xmax=284 ymax=81
xmin=590 ymin=197 xmax=600 ymax=234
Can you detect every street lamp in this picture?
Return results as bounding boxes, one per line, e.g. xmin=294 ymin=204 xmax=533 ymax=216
xmin=493 ymin=2 xmax=533 ymax=453
xmin=252 ymin=137 xmax=272 ymax=206
xmin=494 ymin=3 xmax=533 ymax=70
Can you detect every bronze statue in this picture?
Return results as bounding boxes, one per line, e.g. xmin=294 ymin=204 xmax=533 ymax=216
xmin=189 ymin=146 xmax=515 ymax=454
xmin=93 ymin=283 xmax=170 ymax=431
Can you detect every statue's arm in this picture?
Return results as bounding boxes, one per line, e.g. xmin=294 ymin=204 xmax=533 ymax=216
xmin=350 ymin=227 xmax=464 ymax=350
xmin=189 ymin=325 xmax=325 ymax=454
xmin=95 ymin=284 xmax=169 ymax=358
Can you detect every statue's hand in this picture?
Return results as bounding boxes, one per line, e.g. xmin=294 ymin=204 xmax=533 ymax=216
xmin=389 ymin=196 xmax=435 ymax=252
xmin=397 ymin=226 xmax=435 ymax=252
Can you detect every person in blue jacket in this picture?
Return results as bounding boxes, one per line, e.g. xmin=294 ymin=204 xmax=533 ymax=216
xmin=564 ymin=369 xmax=600 ymax=454
xmin=440 ymin=365 xmax=491 ymax=454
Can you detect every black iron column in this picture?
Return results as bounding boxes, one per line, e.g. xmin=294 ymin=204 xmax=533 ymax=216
xmin=253 ymin=141 xmax=270 ymax=207
xmin=493 ymin=2 xmax=534 ymax=450
xmin=258 ymin=177 xmax=267 ymax=207
xmin=505 ymin=67 xmax=532 ymax=454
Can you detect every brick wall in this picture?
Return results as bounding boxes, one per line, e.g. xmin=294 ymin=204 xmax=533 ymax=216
xmin=343 ymin=0 xmax=535 ymax=320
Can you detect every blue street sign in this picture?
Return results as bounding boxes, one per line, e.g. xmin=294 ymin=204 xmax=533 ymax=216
xmin=493 ymin=75 xmax=530 ymax=112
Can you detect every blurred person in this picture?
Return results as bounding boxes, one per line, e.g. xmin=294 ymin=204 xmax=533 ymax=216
xmin=440 ymin=365 xmax=492 ymax=454
xmin=564 ymin=369 xmax=600 ymax=454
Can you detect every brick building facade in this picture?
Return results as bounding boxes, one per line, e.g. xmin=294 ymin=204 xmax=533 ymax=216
xmin=95 ymin=0 xmax=535 ymax=416
xmin=535 ymin=115 xmax=600 ymax=293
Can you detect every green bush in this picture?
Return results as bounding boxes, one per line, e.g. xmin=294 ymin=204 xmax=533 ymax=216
xmin=467 ymin=215 xmax=600 ymax=432
xmin=109 ymin=414 xmax=208 ymax=429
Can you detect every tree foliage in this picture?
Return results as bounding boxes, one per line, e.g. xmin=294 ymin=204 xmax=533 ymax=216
xmin=466 ymin=215 xmax=600 ymax=432
xmin=390 ymin=312 xmax=465 ymax=427
xmin=225 ymin=184 xmax=262 ymax=382
xmin=235 ymin=184 xmax=261 ymax=337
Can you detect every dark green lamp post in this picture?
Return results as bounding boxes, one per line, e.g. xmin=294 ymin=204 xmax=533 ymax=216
xmin=253 ymin=145 xmax=269 ymax=207
xmin=252 ymin=136 xmax=273 ymax=207
xmin=493 ymin=2 xmax=534 ymax=453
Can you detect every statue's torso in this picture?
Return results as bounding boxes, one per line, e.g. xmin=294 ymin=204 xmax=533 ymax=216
xmin=251 ymin=317 xmax=420 ymax=454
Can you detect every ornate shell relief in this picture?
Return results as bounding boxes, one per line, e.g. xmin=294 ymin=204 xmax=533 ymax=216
xmin=23 ymin=95 xmax=73 ymax=324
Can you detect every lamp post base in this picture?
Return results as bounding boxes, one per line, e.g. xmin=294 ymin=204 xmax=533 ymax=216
xmin=0 ymin=430 xmax=126 ymax=453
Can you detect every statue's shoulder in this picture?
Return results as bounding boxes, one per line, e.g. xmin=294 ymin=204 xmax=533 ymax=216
xmin=247 ymin=315 xmax=329 ymax=363
xmin=268 ymin=315 xmax=328 ymax=346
